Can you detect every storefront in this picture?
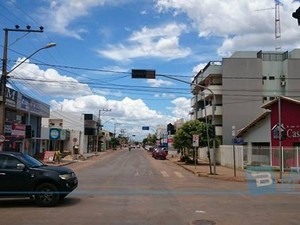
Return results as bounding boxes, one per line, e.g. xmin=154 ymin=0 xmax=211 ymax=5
xmin=0 ymin=87 xmax=50 ymax=155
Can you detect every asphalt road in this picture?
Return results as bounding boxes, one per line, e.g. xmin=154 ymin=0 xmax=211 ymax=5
xmin=1 ymin=148 xmax=300 ymax=225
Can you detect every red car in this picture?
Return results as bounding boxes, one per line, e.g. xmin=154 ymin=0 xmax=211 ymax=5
xmin=153 ymin=148 xmax=168 ymax=160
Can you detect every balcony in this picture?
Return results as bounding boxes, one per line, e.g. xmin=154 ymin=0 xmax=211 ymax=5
xmin=202 ymin=85 xmax=222 ymax=97
xmin=197 ymin=109 xmax=203 ymax=118
xmin=215 ymin=125 xmax=223 ymax=137
xmin=202 ymin=105 xmax=222 ymax=117
xmin=191 ymin=61 xmax=222 ymax=92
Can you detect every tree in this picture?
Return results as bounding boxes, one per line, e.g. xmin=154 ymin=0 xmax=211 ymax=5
xmin=173 ymin=120 xmax=219 ymax=163
xmin=110 ymin=137 xmax=119 ymax=150
xmin=143 ymin=133 xmax=157 ymax=145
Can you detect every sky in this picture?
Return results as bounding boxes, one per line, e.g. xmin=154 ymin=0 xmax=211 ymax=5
xmin=1 ymin=0 xmax=300 ymax=140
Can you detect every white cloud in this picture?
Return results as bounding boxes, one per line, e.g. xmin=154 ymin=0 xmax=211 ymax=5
xmin=168 ymin=97 xmax=191 ymax=119
xmin=154 ymin=93 xmax=176 ymax=98
xmin=10 ymin=58 xmax=92 ymax=98
xmin=98 ymin=23 xmax=191 ymax=61
xmin=38 ymin=0 xmax=109 ymax=39
xmin=147 ymin=79 xmax=173 ymax=87
xmin=155 ymin=0 xmax=300 ymax=56
xmin=192 ymin=63 xmax=207 ymax=76
xmin=10 ymin=59 xmax=188 ymax=130
xmin=50 ymin=95 xmax=166 ymax=122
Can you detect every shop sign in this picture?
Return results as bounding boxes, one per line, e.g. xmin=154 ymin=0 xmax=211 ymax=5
xmin=5 ymin=88 xmax=17 ymax=108
xmin=49 ymin=128 xmax=60 ymax=140
xmin=11 ymin=123 xmax=25 ymax=137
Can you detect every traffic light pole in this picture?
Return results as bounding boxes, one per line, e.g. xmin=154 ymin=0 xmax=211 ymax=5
xmin=96 ymin=108 xmax=111 ymax=153
xmin=155 ymin=74 xmax=217 ymax=174
xmin=132 ymin=70 xmax=217 ymax=175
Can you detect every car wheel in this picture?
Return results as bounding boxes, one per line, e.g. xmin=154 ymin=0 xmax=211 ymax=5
xmin=34 ymin=183 xmax=60 ymax=207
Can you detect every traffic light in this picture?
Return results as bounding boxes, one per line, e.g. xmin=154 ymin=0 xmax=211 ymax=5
xmin=25 ymin=125 xmax=32 ymax=138
xmin=292 ymin=7 xmax=300 ymax=25
xmin=280 ymin=129 xmax=286 ymax=140
xmin=208 ymin=125 xmax=216 ymax=139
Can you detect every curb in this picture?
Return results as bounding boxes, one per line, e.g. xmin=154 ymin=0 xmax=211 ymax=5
xmin=168 ymin=158 xmax=247 ymax=182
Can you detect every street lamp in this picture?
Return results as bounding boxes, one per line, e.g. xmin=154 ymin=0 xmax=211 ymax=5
xmin=132 ymin=69 xmax=217 ymax=174
xmin=0 ymin=42 xmax=56 ymax=136
xmin=96 ymin=108 xmax=111 ymax=153
xmin=8 ymin=42 xmax=56 ymax=75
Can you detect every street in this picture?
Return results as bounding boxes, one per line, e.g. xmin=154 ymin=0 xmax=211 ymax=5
xmin=1 ymin=148 xmax=300 ymax=225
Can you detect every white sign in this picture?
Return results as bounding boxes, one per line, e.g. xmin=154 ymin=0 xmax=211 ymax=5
xmin=192 ymin=134 xmax=199 ymax=147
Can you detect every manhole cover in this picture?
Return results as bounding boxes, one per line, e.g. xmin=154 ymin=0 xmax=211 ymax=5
xmin=191 ymin=220 xmax=216 ymax=225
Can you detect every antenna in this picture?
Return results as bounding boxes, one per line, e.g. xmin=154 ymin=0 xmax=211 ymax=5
xmin=275 ymin=2 xmax=281 ymax=50
xmin=255 ymin=1 xmax=282 ymax=51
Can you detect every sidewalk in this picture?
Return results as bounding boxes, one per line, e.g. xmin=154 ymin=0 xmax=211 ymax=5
xmin=45 ymin=150 xmax=111 ymax=167
xmin=167 ymin=154 xmax=300 ymax=184
xmin=167 ymin=155 xmax=247 ymax=182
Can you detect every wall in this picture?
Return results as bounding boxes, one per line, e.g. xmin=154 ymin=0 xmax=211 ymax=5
xmin=270 ymin=99 xmax=300 ymax=147
xmin=198 ymin=145 xmax=244 ymax=169
xmin=222 ymin=57 xmax=263 ymax=144
xmin=220 ymin=145 xmax=244 ymax=169
xmin=286 ymin=59 xmax=300 ymax=101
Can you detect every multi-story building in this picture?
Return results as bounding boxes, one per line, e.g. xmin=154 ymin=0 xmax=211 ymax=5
xmin=0 ymin=87 xmax=50 ymax=155
xmin=41 ymin=111 xmax=113 ymax=155
xmin=191 ymin=49 xmax=300 ymax=145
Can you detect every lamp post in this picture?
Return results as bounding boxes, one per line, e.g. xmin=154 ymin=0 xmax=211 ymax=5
xmin=132 ymin=69 xmax=217 ymax=174
xmin=0 ymin=35 xmax=56 ymax=137
xmin=96 ymin=108 xmax=111 ymax=153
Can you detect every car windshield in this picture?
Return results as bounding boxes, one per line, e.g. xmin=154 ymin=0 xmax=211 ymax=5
xmin=22 ymin=154 xmax=44 ymax=168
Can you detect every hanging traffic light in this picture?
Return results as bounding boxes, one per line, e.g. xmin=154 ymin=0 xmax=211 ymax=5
xmin=292 ymin=7 xmax=300 ymax=25
xmin=25 ymin=125 xmax=32 ymax=138
xmin=208 ymin=125 xmax=216 ymax=139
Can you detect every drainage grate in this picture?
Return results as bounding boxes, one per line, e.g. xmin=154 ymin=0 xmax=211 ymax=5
xmin=191 ymin=220 xmax=216 ymax=225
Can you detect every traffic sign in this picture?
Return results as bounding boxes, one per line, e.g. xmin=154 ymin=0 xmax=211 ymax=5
xmin=0 ymin=135 xmax=5 ymax=143
xmin=192 ymin=134 xmax=199 ymax=147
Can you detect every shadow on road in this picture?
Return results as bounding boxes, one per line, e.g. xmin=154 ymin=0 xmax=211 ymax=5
xmin=0 ymin=197 xmax=82 ymax=208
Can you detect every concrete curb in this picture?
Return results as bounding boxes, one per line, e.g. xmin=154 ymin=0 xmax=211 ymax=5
xmin=168 ymin=158 xmax=247 ymax=182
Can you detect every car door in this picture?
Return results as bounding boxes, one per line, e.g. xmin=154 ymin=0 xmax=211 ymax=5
xmin=0 ymin=155 xmax=32 ymax=196
xmin=0 ymin=155 xmax=10 ymax=194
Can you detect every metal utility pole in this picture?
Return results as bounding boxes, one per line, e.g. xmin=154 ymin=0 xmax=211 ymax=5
xmin=132 ymin=69 xmax=217 ymax=174
xmin=1 ymin=26 xmax=44 ymax=137
xmin=255 ymin=1 xmax=282 ymax=51
xmin=156 ymin=74 xmax=217 ymax=175
xmin=96 ymin=108 xmax=111 ymax=153
xmin=278 ymin=96 xmax=283 ymax=180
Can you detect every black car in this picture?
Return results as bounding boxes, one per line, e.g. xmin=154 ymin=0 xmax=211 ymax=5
xmin=0 ymin=151 xmax=78 ymax=207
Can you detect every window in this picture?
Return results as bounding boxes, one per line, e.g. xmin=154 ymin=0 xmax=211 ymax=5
xmin=0 ymin=156 xmax=21 ymax=170
xmin=0 ymin=155 xmax=6 ymax=169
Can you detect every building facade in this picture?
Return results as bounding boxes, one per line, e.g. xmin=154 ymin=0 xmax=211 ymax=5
xmin=236 ymin=97 xmax=300 ymax=168
xmin=1 ymin=87 xmax=50 ymax=155
xmin=191 ymin=49 xmax=300 ymax=145
xmin=41 ymin=111 xmax=113 ymax=155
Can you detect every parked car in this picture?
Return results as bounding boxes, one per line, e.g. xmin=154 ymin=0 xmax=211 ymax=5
xmin=153 ymin=148 xmax=168 ymax=160
xmin=0 ymin=151 xmax=78 ymax=207
xmin=152 ymin=148 xmax=160 ymax=157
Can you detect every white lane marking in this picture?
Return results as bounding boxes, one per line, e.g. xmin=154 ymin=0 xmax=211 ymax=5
xmin=161 ymin=171 xmax=170 ymax=177
xmin=174 ymin=171 xmax=184 ymax=178
xmin=135 ymin=170 xmax=139 ymax=176
xmin=195 ymin=210 xmax=206 ymax=214
xmin=148 ymin=170 xmax=153 ymax=176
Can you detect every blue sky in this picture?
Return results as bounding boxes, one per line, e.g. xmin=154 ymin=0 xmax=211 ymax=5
xmin=1 ymin=0 xmax=300 ymax=140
